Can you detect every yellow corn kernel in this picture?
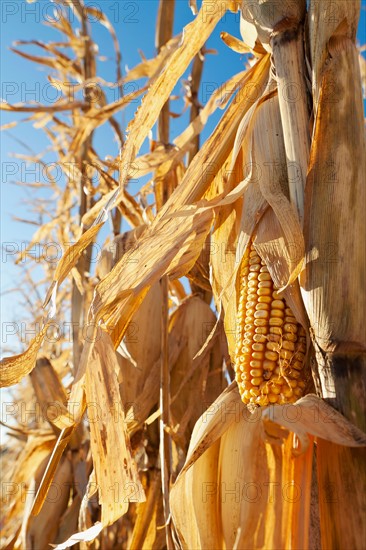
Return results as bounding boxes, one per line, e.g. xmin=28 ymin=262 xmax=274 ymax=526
xmin=258 ymin=296 xmax=272 ymax=303
xmin=256 ymin=303 xmax=270 ymax=311
xmin=269 ymin=317 xmax=284 ymax=327
xmin=252 ymin=342 xmax=265 ymax=351
xmin=282 ymin=340 xmax=295 ymax=351
xmin=258 ymin=272 xmax=272 ymax=282
xmin=234 ymin=241 xmax=307 ymax=408
xmin=265 ymin=350 xmax=278 ymax=361
xmin=270 ymin=326 xmax=283 ymax=336
xmin=272 ymin=300 xmax=285 ymax=310
xmin=267 ymin=341 xmax=280 ymax=352
xmin=250 ymin=368 xmax=263 ymax=377
xmin=258 ymin=287 xmax=272 ymax=296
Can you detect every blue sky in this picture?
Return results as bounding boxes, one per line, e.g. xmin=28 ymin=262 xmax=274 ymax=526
xmin=1 ymin=0 xmax=366 ymax=356
xmin=0 ymin=0 xmax=248 ymax=355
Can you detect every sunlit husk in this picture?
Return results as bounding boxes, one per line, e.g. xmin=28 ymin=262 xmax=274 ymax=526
xmin=170 ymin=390 xmax=366 ymax=549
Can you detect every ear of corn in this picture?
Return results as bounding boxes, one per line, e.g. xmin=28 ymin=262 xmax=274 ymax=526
xmin=234 ymin=241 xmax=306 ymax=407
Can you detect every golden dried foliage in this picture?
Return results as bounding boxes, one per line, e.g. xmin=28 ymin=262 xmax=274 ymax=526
xmin=1 ymin=0 xmax=365 ymax=548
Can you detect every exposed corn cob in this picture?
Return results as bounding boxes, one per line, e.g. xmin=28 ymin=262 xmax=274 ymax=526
xmin=234 ymin=241 xmax=307 ymax=407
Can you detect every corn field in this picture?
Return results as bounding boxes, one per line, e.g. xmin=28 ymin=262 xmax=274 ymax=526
xmin=1 ymin=0 xmax=365 ymax=548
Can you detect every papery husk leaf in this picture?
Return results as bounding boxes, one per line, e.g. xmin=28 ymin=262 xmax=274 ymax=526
xmin=262 ymin=394 xmax=366 ymax=450
xmin=177 ymin=382 xmax=242 ymax=476
xmin=209 ymin=78 xmax=271 ymax=357
xmin=171 ymin=387 xmax=314 ymax=550
xmin=253 ymin=208 xmax=309 ymax=331
xmin=211 ymin=84 xmax=305 ymax=360
xmin=170 ymin=439 xmax=222 ymax=549
xmin=220 ymin=410 xmax=313 ymax=550
xmin=239 ymin=15 xmax=268 ymax=53
xmin=169 ymin=296 xmax=227 ymax=449
xmin=250 ymin=92 xmax=305 ymax=287
xmin=85 ymin=330 xmax=145 ymax=526
xmin=271 ymin=29 xmax=310 ymax=222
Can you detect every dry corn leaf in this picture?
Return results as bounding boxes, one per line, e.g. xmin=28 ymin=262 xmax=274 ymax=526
xmin=118 ymin=0 xmax=228 ymax=190
xmin=44 ymin=222 xmax=103 ymax=309
xmin=85 ymin=330 xmax=145 ymax=526
xmin=220 ymin=31 xmax=251 ymax=54
xmin=68 ymin=87 xmax=146 ymax=154
xmin=82 ymin=67 xmax=252 ymax=228
xmin=31 ymin=427 xmax=74 ymax=516
xmin=129 ymin=470 xmax=162 ymax=550
xmin=0 ymin=433 xmax=56 ymax=540
xmin=124 ymin=36 xmax=181 ymax=82
xmin=253 ymin=207 xmax=310 ymax=336
xmin=1 ymin=222 xmax=104 ymax=389
xmin=80 ymin=61 xmax=269 ymax=315
xmin=0 ymin=100 xmax=85 ymax=113
xmin=0 ymin=323 xmax=51 ymax=387
xmin=94 ymin=207 xmax=213 ymax=347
